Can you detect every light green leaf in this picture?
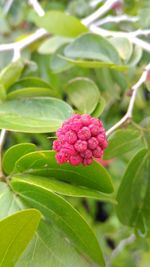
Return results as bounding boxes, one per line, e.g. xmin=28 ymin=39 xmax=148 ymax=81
xmin=0 ymin=60 xmax=24 ymax=90
xmin=91 ymin=98 xmax=106 ymax=117
xmin=64 ymin=33 xmax=121 ymax=64
xmin=14 ymin=150 xmax=114 ymax=193
xmin=38 ymin=36 xmax=72 ymax=54
xmin=0 ymin=97 xmax=73 ymax=133
xmin=8 ymin=77 xmax=52 ymax=92
xmin=50 ymin=45 xmax=73 ymax=73
xmin=3 ymin=143 xmax=36 ymax=174
xmin=60 ymin=55 xmax=126 ymax=70
xmin=109 ymin=37 xmax=133 ymax=62
xmin=34 ymin=11 xmax=88 ymax=37
xmin=65 ymin=78 xmax=100 ymax=114
xmin=17 ymin=220 xmax=99 ymax=267
xmin=11 ymin=179 xmax=105 ymax=266
xmin=7 ymin=87 xmax=58 ymax=100
xmin=104 ymin=129 xmax=144 ymax=159
xmin=12 ymin=174 xmax=116 ymax=204
xmin=0 ymin=182 xmax=22 ymax=219
xmin=127 ymin=45 xmax=143 ymax=66
xmin=0 ymin=84 xmax=6 ymax=101
xmin=117 ymin=149 xmax=150 ymax=237
xmin=0 ymin=209 xmax=41 ymax=267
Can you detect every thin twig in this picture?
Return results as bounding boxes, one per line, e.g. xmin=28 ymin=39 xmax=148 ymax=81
xmin=106 ymin=63 xmax=150 ymax=137
xmin=90 ymin=0 xmax=104 ymax=8
xmin=82 ymin=0 xmax=120 ymax=26
xmin=95 ymin=14 xmax=139 ymax=26
xmin=89 ymin=25 xmax=150 ymax=53
xmin=0 ymin=130 xmax=7 ymax=180
xmin=28 ymin=0 xmax=45 ymax=16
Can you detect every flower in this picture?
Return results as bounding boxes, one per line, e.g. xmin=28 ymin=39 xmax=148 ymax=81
xmin=53 ymin=114 xmax=108 ymax=166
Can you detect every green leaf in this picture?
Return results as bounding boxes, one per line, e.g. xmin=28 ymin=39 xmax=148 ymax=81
xmin=3 ymin=143 xmax=36 ymax=174
xmin=0 ymin=209 xmax=41 ymax=267
xmin=7 ymin=87 xmax=58 ymax=100
xmin=104 ymin=129 xmax=144 ymax=159
xmin=0 ymin=84 xmax=6 ymax=101
xmin=65 ymin=78 xmax=100 ymax=114
xmin=91 ymin=98 xmax=106 ymax=117
xmin=127 ymin=46 xmax=143 ymax=66
xmin=17 ymin=220 xmax=99 ymax=267
xmin=109 ymin=37 xmax=133 ymax=62
xmin=0 ymin=182 xmax=22 ymax=219
xmin=60 ymin=55 xmax=126 ymax=70
xmin=8 ymin=77 xmax=52 ymax=92
xmin=34 ymin=11 xmax=88 ymax=37
xmin=38 ymin=36 xmax=72 ymax=54
xmin=11 ymin=179 xmax=105 ymax=266
xmin=0 ymin=60 xmax=24 ymax=90
xmin=0 ymin=97 xmax=73 ymax=133
xmin=117 ymin=149 xmax=150 ymax=237
xmin=12 ymin=174 xmax=116 ymax=204
xmin=64 ymin=33 xmax=121 ymax=64
xmin=50 ymin=45 xmax=73 ymax=73
xmin=14 ymin=150 xmax=114 ymax=193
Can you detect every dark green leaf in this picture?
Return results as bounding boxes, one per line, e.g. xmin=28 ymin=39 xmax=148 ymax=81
xmin=14 ymin=150 xmax=114 ymax=193
xmin=12 ymin=174 xmax=116 ymax=203
xmin=0 ymin=97 xmax=73 ymax=133
xmin=117 ymin=149 xmax=150 ymax=237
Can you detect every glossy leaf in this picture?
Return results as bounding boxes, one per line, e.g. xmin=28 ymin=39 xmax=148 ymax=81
xmin=0 ymin=97 xmax=73 ymax=133
xmin=34 ymin=11 xmax=88 ymax=37
xmin=65 ymin=78 xmax=100 ymax=114
xmin=38 ymin=36 xmax=72 ymax=54
xmin=3 ymin=143 xmax=36 ymax=174
xmin=117 ymin=149 xmax=150 ymax=236
xmin=14 ymin=150 xmax=114 ymax=193
xmin=104 ymin=129 xmax=144 ymax=159
xmin=0 ymin=209 xmax=41 ymax=267
xmin=0 ymin=60 xmax=24 ymax=90
xmin=64 ymin=33 xmax=121 ymax=64
xmin=11 ymin=179 xmax=105 ymax=266
xmin=12 ymin=174 xmax=116 ymax=203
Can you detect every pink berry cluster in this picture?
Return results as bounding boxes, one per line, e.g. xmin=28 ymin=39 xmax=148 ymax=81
xmin=53 ymin=114 xmax=108 ymax=166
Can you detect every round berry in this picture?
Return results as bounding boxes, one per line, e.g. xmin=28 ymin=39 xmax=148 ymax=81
xmin=83 ymin=158 xmax=93 ymax=166
xmin=88 ymin=137 xmax=98 ymax=150
xmin=53 ymin=140 xmax=62 ymax=152
xmin=74 ymin=140 xmax=87 ymax=152
xmin=80 ymin=149 xmax=92 ymax=159
xmin=89 ymin=124 xmax=101 ymax=136
xmin=78 ymin=127 xmax=91 ymax=141
xmin=65 ymin=130 xmax=77 ymax=144
xmin=92 ymin=146 xmax=103 ymax=158
xmin=69 ymin=155 xmax=82 ymax=166
xmin=81 ymin=114 xmax=91 ymax=126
